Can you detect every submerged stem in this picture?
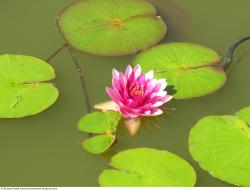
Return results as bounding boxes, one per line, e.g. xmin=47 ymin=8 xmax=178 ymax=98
xmin=66 ymin=45 xmax=92 ymax=113
xmin=222 ymin=35 xmax=250 ymax=70
xmin=46 ymin=44 xmax=67 ymax=62
xmin=235 ymin=47 xmax=250 ymax=64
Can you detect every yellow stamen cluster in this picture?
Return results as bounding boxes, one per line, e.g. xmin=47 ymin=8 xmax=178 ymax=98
xmin=129 ymin=85 xmax=144 ymax=96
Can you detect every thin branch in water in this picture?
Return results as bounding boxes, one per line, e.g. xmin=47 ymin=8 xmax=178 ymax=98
xmin=222 ymin=35 xmax=250 ymax=70
xmin=235 ymin=47 xmax=250 ymax=64
xmin=46 ymin=44 xmax=67 ymax=62
xmin=66 ymin=45 xmax=92 ymax=113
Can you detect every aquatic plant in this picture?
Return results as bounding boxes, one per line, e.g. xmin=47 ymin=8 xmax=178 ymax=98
xmin=134 ymin=43 xmax=226 ymax=99
xmin=1 ymin=0 xmax=250 ymax=187
xmin=189 ymin=106 xmax=250 ymax=186
xmin=78 ymin=111 xmax=121 ymax=154
xmin=106 ymin=64 xmax=172 ymax=118
xmin=78 ymin=64 xmax=172 ymax=154
xmin=0 ymin=54 xmax=59 ymax=118
xmin=99 ymin=148 xmax=196 ymax=187
xmin=57 ymin=0 xmax=166 ymax=56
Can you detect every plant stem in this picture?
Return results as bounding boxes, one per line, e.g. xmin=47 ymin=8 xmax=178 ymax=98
xmin=235 ymin=47 xmax=250 ymax=64
xmin=66 ymin=45 xmax=92 ymax=113
xmin=46 ymin=43 xmax=92 ymax=113
xmin=222 ymin=35 xmax=250 ymax=70
xmin=46 ymin=44 xmax=67 ymax=62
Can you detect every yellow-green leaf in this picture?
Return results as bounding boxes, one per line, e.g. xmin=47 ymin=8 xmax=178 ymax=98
xmin=0 ymin=54 xmax=59 ymax=118
xmin=99 ymin=148 xmax=196 ymax=187
xmin=57 ymin=0 xmax=166 ymax=56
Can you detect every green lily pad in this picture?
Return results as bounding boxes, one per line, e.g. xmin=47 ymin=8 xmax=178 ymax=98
xmin=57 ymin=0 xmax=166 ymax=56
xmin=0 ymin=54 xmax=59 ymax=118
xmin=99 ymin=148 xmax=196 ymax=187
xmin=78 ymin=111 xmax=121 ymax=134
xmin=81 ymin=135 xmax=115 ymax=155
xmin=189 ymin=112 xmax=250 ymax=186
xmin=134 ymin=43 xmax=226 ymax=99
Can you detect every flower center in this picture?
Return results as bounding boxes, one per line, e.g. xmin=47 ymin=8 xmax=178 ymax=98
xmin=110 ymin=18 xmax=124 ymax=27
xmin=129 ymin=85 xmax=144 ymax=96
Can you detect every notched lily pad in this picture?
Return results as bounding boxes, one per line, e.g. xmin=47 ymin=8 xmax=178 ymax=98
xmin=78 ymin=111 xmax=121 ymax=154
xmin=134 ymin=43 xmax=226 ymax=99
xmin=99 ymin=148 xmax=196 ymax=187
xmin=78 ymin=111 xmax=121 ymax=134
xmin=0 ymin=54 xmax=59 ymax=118
xmin=57 ymin=0 xmax=167 ymax=56
xmin=81 ymin=135 xmax=115 ymax=155
xmin=189 ymin=109 xmax=250 ymax=186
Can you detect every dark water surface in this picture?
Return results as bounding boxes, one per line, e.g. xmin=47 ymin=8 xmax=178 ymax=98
xmin=0 ymin=0 xmax=250 ymax=186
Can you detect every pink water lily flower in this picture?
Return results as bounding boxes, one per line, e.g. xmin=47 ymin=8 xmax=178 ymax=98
xmin=106 ymin=65 xmax=172 ymax=118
